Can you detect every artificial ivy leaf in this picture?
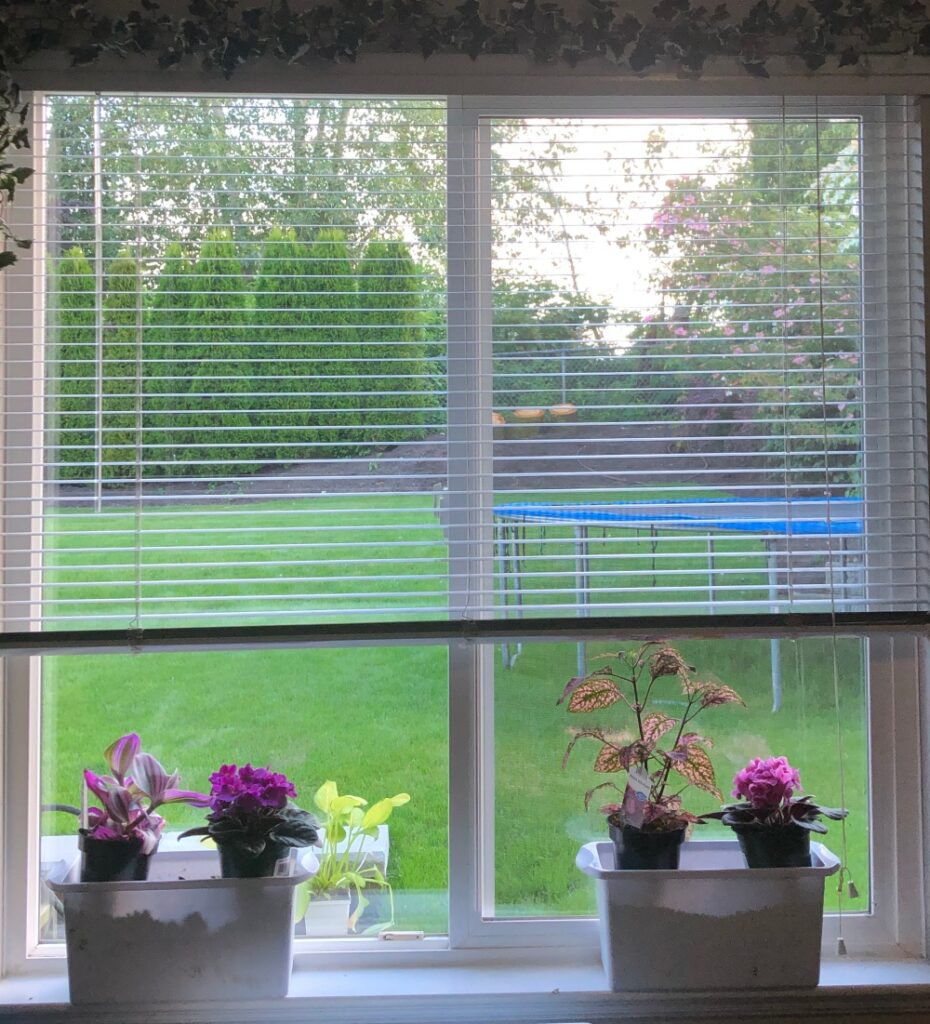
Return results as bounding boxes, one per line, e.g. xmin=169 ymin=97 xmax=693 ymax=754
xmin=838 ymin=46 xmax=860 ymax=67
xmin=567 ymin=677 xmax=622 ymax=712
xmin=654 ymin=0 xmax=689 ymax=20
xmin=670 ymin=743 xmax=721 ymax=798
xmin=70 ymin=45 xmax=103 ymax=66
xmin=742 ymin=59 xmax=770 ymax=78
xmin=0 ymin=251 xmax=17 ymax=270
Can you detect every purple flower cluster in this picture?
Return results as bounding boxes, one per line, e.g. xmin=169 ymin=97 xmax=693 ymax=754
xmin=732 ymin=756 xmax=802 ymax=810
xmin=208 ymin=763 xmax=297 ymax=816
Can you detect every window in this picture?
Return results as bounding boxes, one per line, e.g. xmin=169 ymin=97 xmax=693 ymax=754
xmin=1 ymin=93 xmax=926 ymax=970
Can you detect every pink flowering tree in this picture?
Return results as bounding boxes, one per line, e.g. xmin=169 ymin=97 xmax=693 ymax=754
xmin=623 ymin=118 xmax=863 ymax=491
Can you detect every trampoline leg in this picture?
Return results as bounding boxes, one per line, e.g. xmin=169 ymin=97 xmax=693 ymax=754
xmin=575 ymin=525 xmax=589 ymax=678
xmin=770 ymin=638 xmax=782 ymax=714
xmin=496 ymin=521 xmax=510 ymax=670
xmin=767 ymin=546 xmax=782 ymax=712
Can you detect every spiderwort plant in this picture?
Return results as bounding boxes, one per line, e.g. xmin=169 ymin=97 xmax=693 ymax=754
xmin=78 ymin=733 xmax=208 ymax=882
xmin=180 ymin=764 xmax=320 ymax=878
xmin=82 ymin=732 xmax=208 ymax=853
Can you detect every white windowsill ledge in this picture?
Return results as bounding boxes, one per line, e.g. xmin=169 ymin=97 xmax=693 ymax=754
xmin=2 ymin=954 xmax=930 ymax=1023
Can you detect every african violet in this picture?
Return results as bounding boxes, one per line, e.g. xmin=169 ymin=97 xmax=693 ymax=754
xmin=180 ymin=763 xmax=319 ymax=878
xmin=705 ymin=755 xmax=848 ymax=834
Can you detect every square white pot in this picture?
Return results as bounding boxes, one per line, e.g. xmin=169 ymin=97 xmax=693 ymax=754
xmin=47 ymin=848 xmax=311 ymax=1004
xmin=576 ymin=839 xmax=840 ymax=991
xmin=303 ymin=895 xmax=352 ymax=937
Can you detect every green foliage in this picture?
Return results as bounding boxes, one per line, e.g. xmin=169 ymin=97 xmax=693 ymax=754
xmin=492 ymin=275 xmax=611 ymax=414
xmin=251 ymin=227 xmax=324 ymax=462
xmin=171 ymin=229 xmax=256 ymax=477
xmin=101 ymin=252 xmax=139 ymax=480
xmin=144 ymin=242 xmax=195 ymax=476
xmin=357 ymin=240 xmax=431 ymax=443
xmin=622 ymin=118 xmax=863 ymax=488
xmin=299 ymin=227 xmax=359 ymax=459
xmin=49 ymin=247 xmax=95 ymax=481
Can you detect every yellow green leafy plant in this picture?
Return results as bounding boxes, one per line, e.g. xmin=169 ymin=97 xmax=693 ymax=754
xmin=296 ymin=780 xmax=410 ymax=931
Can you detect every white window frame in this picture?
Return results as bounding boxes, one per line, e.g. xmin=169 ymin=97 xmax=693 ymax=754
xmin=0 ymin=92 xmax=927 ymax=979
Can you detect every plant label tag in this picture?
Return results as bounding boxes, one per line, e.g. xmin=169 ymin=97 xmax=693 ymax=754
xmin=622 ymin=767 xmax=651 ymax=828
xmin=273 ymin=856 xmax=292 ymax=878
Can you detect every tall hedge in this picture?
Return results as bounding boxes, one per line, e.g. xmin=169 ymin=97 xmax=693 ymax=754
xmin=143 ymin=242 xmax=195 ymax=474
xmin=51 ymin=247 xmax=96 ymax=481
xmin=101 ymin=252 xmax=140 ymax=480
xmin=357 ymin=241 xmax=430 ymax=443
xmin=251 ymin=227 xmax=321 ymax=462
xmin=173 ymin=229 xmax=256 ymax=477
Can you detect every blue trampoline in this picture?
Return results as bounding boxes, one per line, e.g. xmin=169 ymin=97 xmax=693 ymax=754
xmin=492 ymin=496 xmax=865 ymax=710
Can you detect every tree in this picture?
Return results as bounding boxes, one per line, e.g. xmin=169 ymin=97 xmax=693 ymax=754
xmin=172 ymin=229 xmax=256 ymax=477
xmin=251 ymin=226 xmax=324 ymax=462
xmin=101 ymin=252 xmax=140 ymax=481
xmin=295 ymin=228 xmax=359 ymax=460
xmin=492 ymin=275 xmax=611 ymax=414
xmin=357 ymin=241 xmax=431 ymax=443
xmin=49 ymin=247 xmax=95 ymax=481
xmin=621 ymin=118 xmax=862 ymax=489
xmin=143 ymin=242 xmax=195 ymax=475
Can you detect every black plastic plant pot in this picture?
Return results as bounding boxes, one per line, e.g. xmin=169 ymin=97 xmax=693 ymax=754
xmin=733 ymin=823 xmax=812 ymax=868
xmin=79 ymin=835 xmax=150 ymax=883
xmin=608 ymin=820 xmax=687 ymax=870
xmin=218 ymin=839 xmax=290 ymax=879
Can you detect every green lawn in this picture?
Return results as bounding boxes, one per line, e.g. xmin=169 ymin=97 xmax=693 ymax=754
xmin=40 ymin=490 xmax=869 ymax=930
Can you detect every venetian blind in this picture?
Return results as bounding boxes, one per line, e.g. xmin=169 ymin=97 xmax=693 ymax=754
xmin=3 ymin=93 xmax=927 ymax=637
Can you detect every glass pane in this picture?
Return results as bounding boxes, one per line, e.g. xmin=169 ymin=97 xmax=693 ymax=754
xmin=493 ymin=636 xmax=868 ymax=916
xmin=39 ymin=645 xmax=448 ymax=940
xmin=489 ymin=113 xmax=870 ymax=619
xmin=39 ymin=95 xmax=448 ymax=633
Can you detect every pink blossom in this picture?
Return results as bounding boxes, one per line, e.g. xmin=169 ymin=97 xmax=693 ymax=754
xmin=674 ymin=327 xmax=688 ymax=337
xmin=760 ymin=264 xmax=778 ymax=275
xmin=792 ymin=355 xmax=806 ymax=365
xmin=733 ymin=756 xmax=802 ymax=809
xmin=733 ymin=347 xmax=744 ymax=355
xmin=723 ymin=326 xmax=736 ymax=337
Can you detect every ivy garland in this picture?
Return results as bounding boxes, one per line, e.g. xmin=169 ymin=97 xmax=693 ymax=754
xmin=2 ymin=0 xmax=930 ymax=266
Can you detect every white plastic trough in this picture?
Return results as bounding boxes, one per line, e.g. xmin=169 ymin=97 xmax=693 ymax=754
xmin=47 ymin=848 xmax=311 ymax=1004
xmin=576 ymin=839 xmax=840 ymax=992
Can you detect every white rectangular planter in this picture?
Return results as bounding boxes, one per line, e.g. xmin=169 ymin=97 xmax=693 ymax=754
xmin=48 ymin=849 xmax=311 ymax=1004
xmin=576 ymin=839 xmax=840 ymax=992
xmin=303 ymin=895 xmax=351 ymax=937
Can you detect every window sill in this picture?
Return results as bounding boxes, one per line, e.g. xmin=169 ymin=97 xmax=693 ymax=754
xmin=2 ymin=953 xmax=930 ymax=1023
